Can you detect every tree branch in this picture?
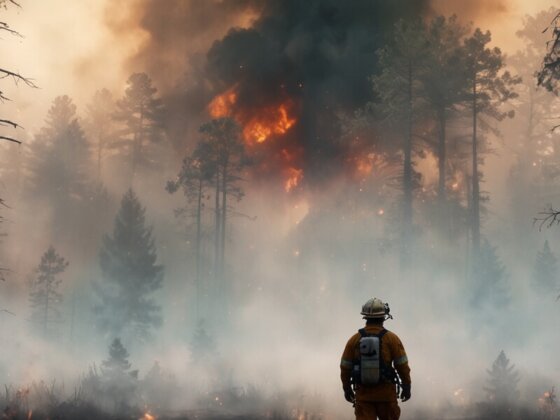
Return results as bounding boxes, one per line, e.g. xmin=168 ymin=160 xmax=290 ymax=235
xmin=0 ymin=135 xmax=21 ymax=144
xmin=534 ymin=207 xmax=560 ymax=230
xmin=0 ymin=68 xmax=37 ymax=88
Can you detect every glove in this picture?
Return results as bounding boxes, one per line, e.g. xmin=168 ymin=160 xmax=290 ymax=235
xmin=400 ymin=383 xmax=411 ymax=402
xmin=344 ymin=388 xmax=355 ymax=403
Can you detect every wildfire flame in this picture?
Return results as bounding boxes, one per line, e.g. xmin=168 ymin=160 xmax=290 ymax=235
xmin=207 ymin=88 xmax=296 ymax=144
xmin=208 ymin=88 xmax=237 ymax=119
xmin=208 ymin=87 xmax=301 ymax=191
xmin=284 ymin=167 xmax=303 ymax=192
xmin=243 ymin=104 xmax=296 ymax=144
xmin=140 ymin=412 xmax=156 ymax=420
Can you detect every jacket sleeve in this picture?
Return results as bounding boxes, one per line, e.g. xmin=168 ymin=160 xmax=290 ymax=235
xmin=391 ymin=334 xmax=411 ymax=385
xmin=340 ymin=337 xmax=355 ymax=392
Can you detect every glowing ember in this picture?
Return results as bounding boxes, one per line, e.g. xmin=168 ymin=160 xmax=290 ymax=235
xmin=285 ymin=167 xmax=303 ymax=192
xmin=377 ymin=208 xmax=384 ymax=216
xmin=355 ymin=153 xmax=376 ymax=177
xmin=139 ymin=412 xmax=156 ymax=420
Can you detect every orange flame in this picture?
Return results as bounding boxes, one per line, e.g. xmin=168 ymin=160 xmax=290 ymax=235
xmin=208 ymin=88 xmax=296 ymax=144
xmin=139 ymin=412 xmax=156 ymax=420
xmin=208 ymin=88 xmax=237 ymax=118
xmin=243 ymin=103 xmax=296 ymax=144
xmin=285 ymin=167 xmax=303 ymax=192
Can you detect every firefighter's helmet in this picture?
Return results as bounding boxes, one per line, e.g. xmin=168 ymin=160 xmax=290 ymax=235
xmin=361 ymin=297 xmax=393 ymax=320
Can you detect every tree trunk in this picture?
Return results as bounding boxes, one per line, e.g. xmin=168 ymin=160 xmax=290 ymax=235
xmin=195 ymin=177 xmax=203 ymax=320
xmin=220 ymin=165 xmax=227 ymax=284
xmin=401 ymin=60 xmax=414 ymax=268
xmin=131 ymin=105 xmax=144 ymax=186
xmin=214 ymin=171 xmax=221 ymax=285
xmin=471 ymin=80 xmax=481 ymax=259
xmin=437 ymin=108 xmax=447 ymax=202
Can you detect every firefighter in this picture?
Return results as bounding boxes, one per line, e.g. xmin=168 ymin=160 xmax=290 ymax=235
xmin=340 ymin=298 xmax=411 ymax=420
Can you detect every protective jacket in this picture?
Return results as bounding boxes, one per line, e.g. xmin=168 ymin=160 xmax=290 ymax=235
xmin=340 ymin=324 xmax=411 ymax=402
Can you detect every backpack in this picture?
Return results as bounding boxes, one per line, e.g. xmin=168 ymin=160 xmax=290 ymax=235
xmin=351 ymin=328 xmax=398 ymax=387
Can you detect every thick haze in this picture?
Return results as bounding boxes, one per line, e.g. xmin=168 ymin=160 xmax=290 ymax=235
xmin=0 ymin=1 xmax=560 ymax=419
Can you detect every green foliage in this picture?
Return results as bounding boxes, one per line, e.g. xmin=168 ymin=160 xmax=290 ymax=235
xmin=29 ymin=246 xmax=69 ymax=338
xmin=94 ymin=189 xmax=163 ymax=343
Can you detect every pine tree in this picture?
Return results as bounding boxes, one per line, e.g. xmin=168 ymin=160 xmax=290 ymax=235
xmin=100 ymin=338 xmax=138 ymax=413
xmin=167 ymin=141 xmax=215 ymax=320
xmin=484 ymin=350 xmax=520 ymax=407
xmin=114 ymin=73 xmax=165 ymax=184
xmin=26 ymin=96 xmax=91 ymax=242
xmin=28 ymin=246 xmax=68 ymax=338
xmin=463 ymin=29 xmax=519 ymax=259
xmin=83 ymin=88 xmax=117 ymax=181
xmin=533 ymin=240 xmax=558 ymax=294
xmin=422 ymin=15 xmax=471 ymax=204
xmin=370 ymin=18 xmax=428 ymax=268
xmin=94 ymin=189 xmax=163 ymax=343
xmin=102 ymin=338 xmax=132 ymax=377
xmin=198 ymin=118 xmax=248 ymax=291
xmin=471 ymin=240 xmax=510 ymax=309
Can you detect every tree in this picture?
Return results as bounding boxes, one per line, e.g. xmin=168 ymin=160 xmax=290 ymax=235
xmin=28 ymin=246 xmax=68 ymax=338
xmin=463 ymin=29 xmax=519 ymax=259
xmin=538 ymin=10 xmax=560 ymax=93
xmin=371 ymin=19 xmax=428 ymax=267
xmin=484 ymin=350 xmax=520 ymax=408
xmin=83 ymin=88 xmax=117 ymax=180
xmin=507 ymin=10 xmax=560 ymax=254
xmin=471 ymin=240 xmax=510 ymax=309
xmin=100 ymin=338 xmax=138 ymax=413
xmin=167 ymin=141 xmax=215 ymax=320
xmin=114 ymin=73 xmax=164 ymax=184
xmin=26 ymin=96 xmax=91 ymax=242
xmin=102 ymin=338 xmax=132 ymax=376
xmin=198 ymin=118 xmax=248 ymax=288
xmin=422 ymin=16 xmax=471 ymax=203
xmin=532 ymin=240 xmax=558 ymax=294
xmin=94 ymin=190 xmax=163 ymax=343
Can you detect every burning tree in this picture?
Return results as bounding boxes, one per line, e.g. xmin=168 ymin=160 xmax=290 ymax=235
xmin=94 ymin=189 xmax=163 ymax=344
xmin=114 ymin=72 xmax=165 ymax=185
xmin=28 ymin=246 xmax=69 ymax=338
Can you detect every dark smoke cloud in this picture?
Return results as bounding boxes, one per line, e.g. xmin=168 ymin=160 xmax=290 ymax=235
xmin=106 ymin=0 xmax=431 ymax=185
